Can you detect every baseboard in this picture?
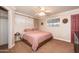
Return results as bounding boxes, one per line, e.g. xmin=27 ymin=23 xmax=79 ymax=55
xmin=0 ymin=44 xmax=8 ymax=49
xmin=8 ymin=43 xmax=15 ymax=49
xmin=54 ymin=37 xmax=70 ymax=43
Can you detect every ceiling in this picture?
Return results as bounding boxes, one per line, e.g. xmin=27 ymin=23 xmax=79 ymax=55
xmin=15 ymin=6 xmax=79 ymax=19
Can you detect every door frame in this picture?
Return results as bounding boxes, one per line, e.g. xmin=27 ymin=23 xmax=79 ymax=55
xmin=1 ymin=6 xmax=15 ymax=49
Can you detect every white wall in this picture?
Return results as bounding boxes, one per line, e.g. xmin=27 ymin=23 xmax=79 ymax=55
xmin=39 ymin=8 xmax=79 ymax=42
xmin=14 ymin=13 xmax=34 ymax=41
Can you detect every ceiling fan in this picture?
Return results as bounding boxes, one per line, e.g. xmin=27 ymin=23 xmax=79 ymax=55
xmin=35 ymin=7 xmax=52 ymax=16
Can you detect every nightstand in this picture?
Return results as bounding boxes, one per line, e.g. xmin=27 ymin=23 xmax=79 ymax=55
xmin=14 ymin=32 xmax=21 ymax=41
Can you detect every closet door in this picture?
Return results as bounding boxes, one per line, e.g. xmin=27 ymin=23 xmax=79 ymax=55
xmin=0 ymin=18 xmax=8 ymax=45
xmin=0 ymin=9 xmax=8 ymax=45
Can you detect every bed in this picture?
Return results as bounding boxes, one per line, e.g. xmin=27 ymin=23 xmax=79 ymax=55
xmin=22 ymin=29 xmax=52 ymax=51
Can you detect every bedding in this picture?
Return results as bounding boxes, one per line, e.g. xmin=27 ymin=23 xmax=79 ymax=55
xmin=22 ymin=30 xmax=52 ymax=51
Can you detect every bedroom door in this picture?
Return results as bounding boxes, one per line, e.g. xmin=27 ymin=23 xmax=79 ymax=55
xmin=71 ymin=14 xmax=79 ymax=43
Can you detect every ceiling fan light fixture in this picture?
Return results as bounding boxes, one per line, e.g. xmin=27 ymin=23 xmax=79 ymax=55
xmin=38 ymin=12 xmax=46 ymax=16
xmin=40 ymin=7 xmax=45 ymax=11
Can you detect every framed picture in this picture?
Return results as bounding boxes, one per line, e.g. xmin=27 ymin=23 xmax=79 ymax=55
xmin=41 ymin=22 xmax=43 ymax=25
xmin=62 ymin=18 xmax=68 ymax=24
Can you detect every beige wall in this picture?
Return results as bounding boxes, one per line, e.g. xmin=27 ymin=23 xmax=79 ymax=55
xmin=34 ymin=19 xmax=39 ymax=29
xmin=39 ymin=8 xmax=79 ymax=42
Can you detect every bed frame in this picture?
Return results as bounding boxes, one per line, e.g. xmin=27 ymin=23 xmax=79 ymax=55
xmin=21 ymin=37 xmax=53 ymax=51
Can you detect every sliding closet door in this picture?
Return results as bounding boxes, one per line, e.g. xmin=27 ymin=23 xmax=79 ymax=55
xmin=0 ymin=8 xmax=8 ymax=45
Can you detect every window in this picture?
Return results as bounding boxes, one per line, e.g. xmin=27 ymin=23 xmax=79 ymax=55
xmin=47 ymin=18 xmax=60 ymax=27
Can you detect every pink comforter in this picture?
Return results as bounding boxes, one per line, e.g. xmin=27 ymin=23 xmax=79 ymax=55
xmin=23 ymin=31 xmax=52 ymax=51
